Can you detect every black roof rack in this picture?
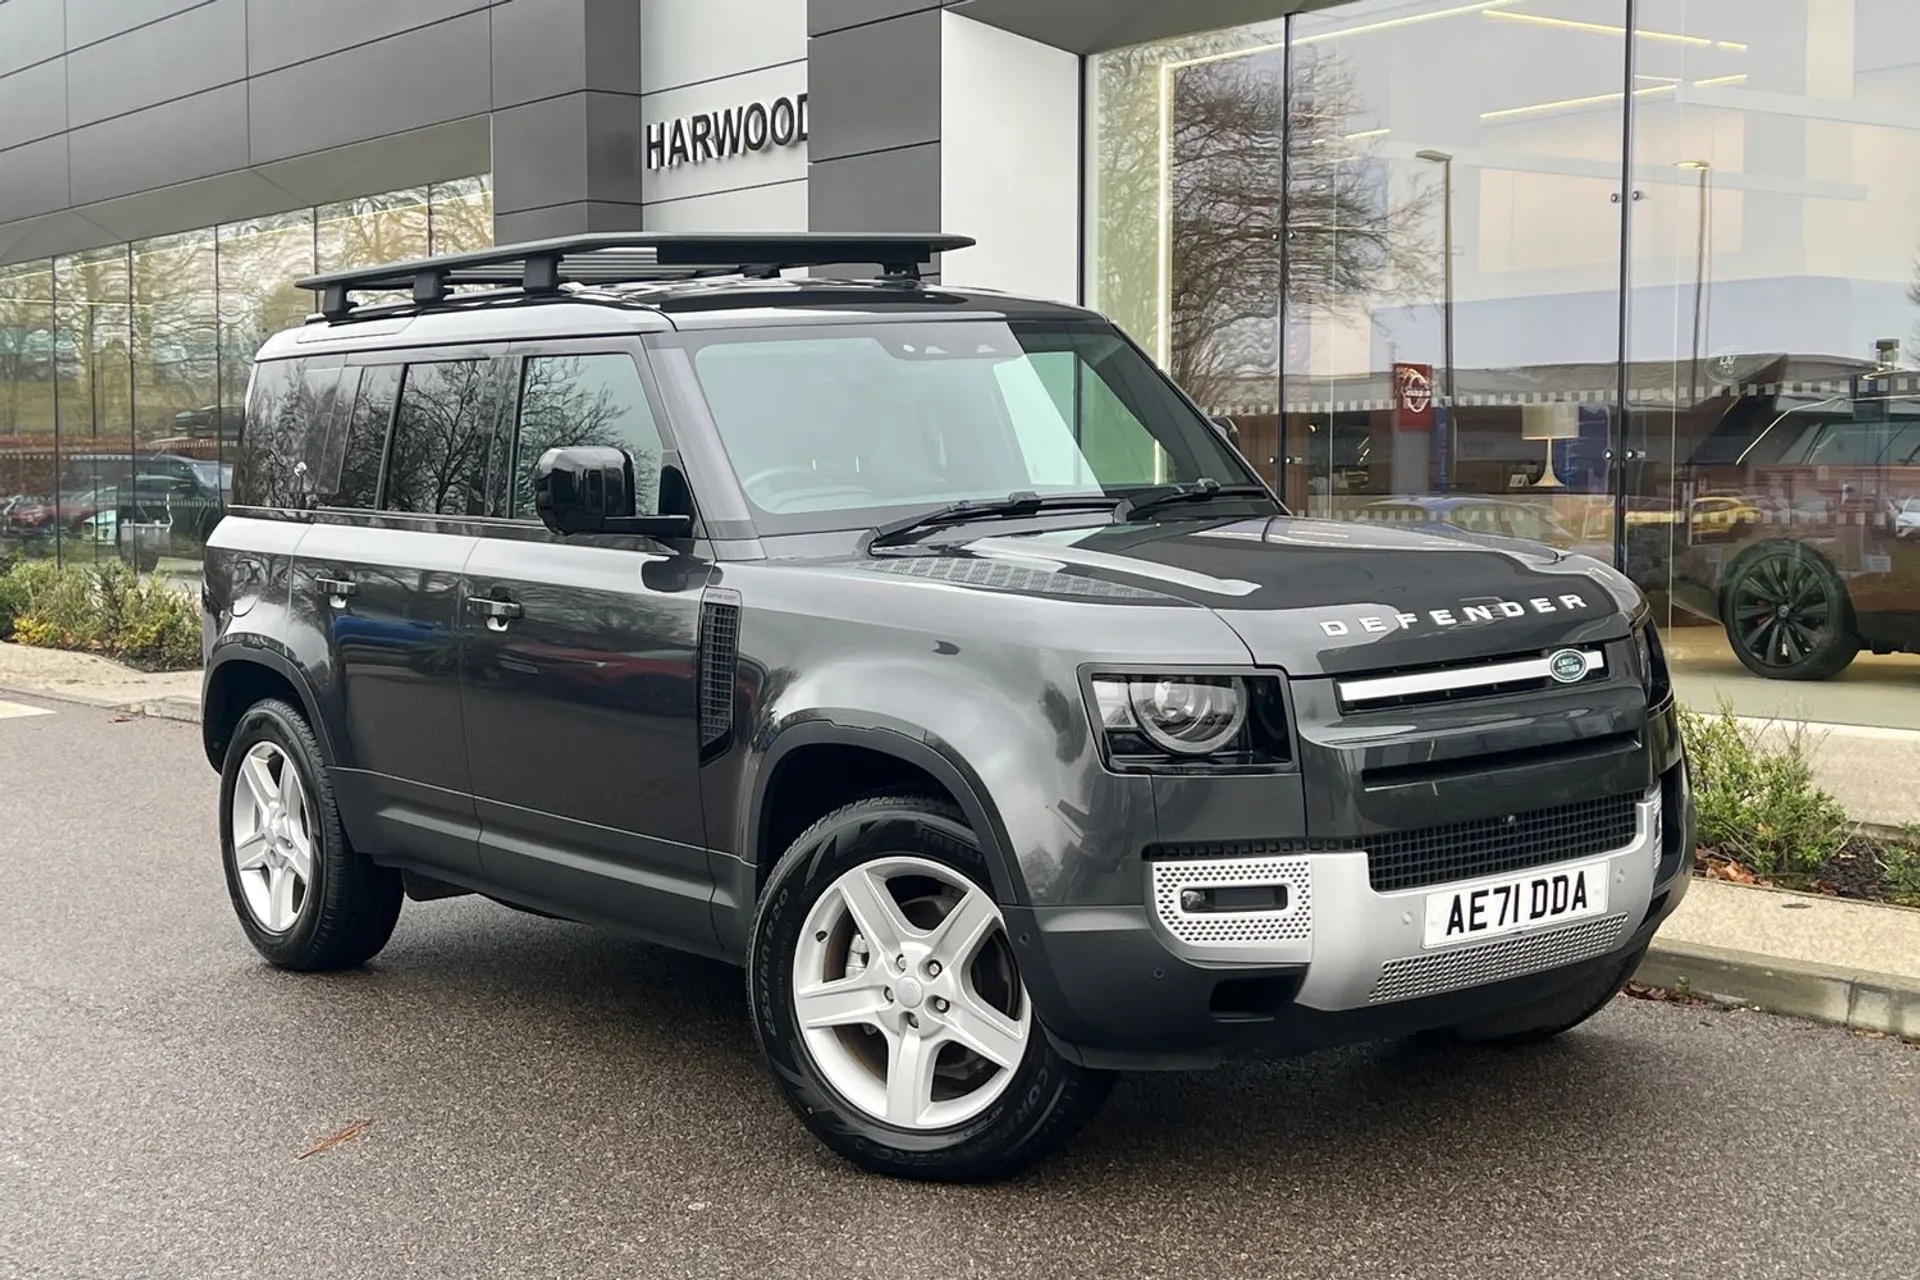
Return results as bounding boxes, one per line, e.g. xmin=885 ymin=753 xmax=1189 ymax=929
xmin=293 ymin=231 xmax=976 ymax=321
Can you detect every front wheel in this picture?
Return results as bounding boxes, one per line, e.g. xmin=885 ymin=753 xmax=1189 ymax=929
xmin=747 ymin=795 xmax=1112 ymax=1182
xmin=1721 ymin=542 xmax=1859 ymax=681
xmin=219 ymin=698 xmax=403 ymax=970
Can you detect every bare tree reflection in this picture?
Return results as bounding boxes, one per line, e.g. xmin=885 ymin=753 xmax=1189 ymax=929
xmin=514 ymin=355 xmax=663 ymax=516
xmin=1094 ymin=39 xmax=1437 ymax=412
xmin=386 ymin=360 xmax=502 ymax=516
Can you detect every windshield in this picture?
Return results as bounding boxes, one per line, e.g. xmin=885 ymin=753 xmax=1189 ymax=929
xmin=679 ymin=319 xmax=1260 ymax=533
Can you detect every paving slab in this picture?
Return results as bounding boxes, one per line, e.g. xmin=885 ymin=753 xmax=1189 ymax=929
xmin=1641 ymin=878 xmax=1920 ymax=1039
xmin=0 ymin=641 xmax=201 ymax=716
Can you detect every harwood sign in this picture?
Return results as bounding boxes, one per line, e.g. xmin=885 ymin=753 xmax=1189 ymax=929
xmin=645 ymin=94 xmax=808 ymax=170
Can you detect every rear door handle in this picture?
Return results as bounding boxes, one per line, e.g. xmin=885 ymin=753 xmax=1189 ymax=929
xmin=315 ymin=577 xmax=356 ymax=608
xmin=467 ymin=596 xmax=523 ymax=631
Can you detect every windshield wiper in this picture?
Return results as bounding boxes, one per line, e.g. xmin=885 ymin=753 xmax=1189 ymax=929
xmin=1113 ymin=478 xmax=1277 ymax=522
xmin=868 ymin=491 xmax=1118 ymax=548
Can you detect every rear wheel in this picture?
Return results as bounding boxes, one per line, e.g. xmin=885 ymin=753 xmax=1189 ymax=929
xmin=1722 ymin=542 xmax=1858 ymax=681
xmin=747 ymin=794 xmax=1112 ymax=1182
xmin=219 ymin=698 xmax=403 ymax=970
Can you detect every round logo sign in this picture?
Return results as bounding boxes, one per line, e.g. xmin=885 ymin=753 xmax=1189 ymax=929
xmin=1547 ymin=649 xmax=1589 ymax=684
xmin=1396 ymin=365 xmax=1433 ymax=414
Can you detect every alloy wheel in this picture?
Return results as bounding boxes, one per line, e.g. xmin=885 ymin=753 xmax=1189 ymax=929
xmin=228 ymin=741 xmax=314 ymax=933
xmin=1729 ymin=551 xmax=1838 ymax=670
xmin=791 ymin=855 xmax=1030 ymax=1130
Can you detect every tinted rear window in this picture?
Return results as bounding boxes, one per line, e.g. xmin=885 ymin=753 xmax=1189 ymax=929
xmin=232 ymin=357 xmax=346 ymax=508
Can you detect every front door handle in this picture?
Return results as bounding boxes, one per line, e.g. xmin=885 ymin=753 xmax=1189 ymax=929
xmin=467 ymin=595 xmax=524 ymax=631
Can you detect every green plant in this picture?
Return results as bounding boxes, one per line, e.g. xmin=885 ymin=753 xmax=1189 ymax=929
xmin=1678 ymin=701 xmax=1851 ymax=878
xmin=0 ymin=557 xmax=61 ymax=642
xmin=3 ymin=558 xmax=201 ymax=671
xmin=1882 ymin=834 xmax=1920 ymax=909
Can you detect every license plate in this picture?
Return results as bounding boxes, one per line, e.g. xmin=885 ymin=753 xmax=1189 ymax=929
xmin=1422 ymin=859 xmax=1609 ymax=949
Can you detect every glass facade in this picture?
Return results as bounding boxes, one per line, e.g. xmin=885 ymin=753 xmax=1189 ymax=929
xmin=1089 ymin=0 xmax=1920 ymax=730
xmin=0 ymin=174 xmax=492 ymax=580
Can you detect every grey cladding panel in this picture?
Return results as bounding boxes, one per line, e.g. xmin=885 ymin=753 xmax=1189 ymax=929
xmin=489 ymin=0 xmax=590 ymax=108
xmin=245 ymin=0 xmax=497 ymax=73
xmin=0 ymin=134 xmax=70 ymax=224
xmin=67 ymin=0 xmax=211 ymax=48
xmin=68 ymin=82 xmax=249 ymax=204
xmin=806 ymin=8 xmax=940 ymax=162
xmin=491 ymin=0 xmax=642 ymax=107
xmin=808 ymin=0 xmax=946 ymax=37
xmin=0 ymin=57 xmax=67 ymax=152
xmin=247 ymin=13 xmax=494 ymax=163
xmin=809 ymin=142 xmax=940 ymax=233
xmin=491 ymin=95 xmax=590 ymax=213
xmin=0 ymin=0 xmax=64 ymax=77
xmin=66 ymin=0 xmax=246 ymax=128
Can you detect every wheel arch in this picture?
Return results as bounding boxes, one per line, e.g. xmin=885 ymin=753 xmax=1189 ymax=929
xmin=746 ymin=717 xmax=1025 ymax=909
xmin=201 ymin=643 xmax=334 ymax=772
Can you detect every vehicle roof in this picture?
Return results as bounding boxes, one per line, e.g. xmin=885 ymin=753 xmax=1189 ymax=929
xmin=253 ymin=276 xmax=1105 ymax=362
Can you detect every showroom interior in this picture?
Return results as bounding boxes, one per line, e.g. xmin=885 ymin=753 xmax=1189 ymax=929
xmin=4 ymin=0 xmax=1920 ymax=731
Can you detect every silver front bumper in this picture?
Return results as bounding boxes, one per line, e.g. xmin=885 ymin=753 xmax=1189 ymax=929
xmin=1146 ymin=789 xmax=1661 ymax=1012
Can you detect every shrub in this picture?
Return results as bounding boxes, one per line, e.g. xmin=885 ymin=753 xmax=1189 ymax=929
xmin=0 ymin=557 xmax=200 ymax=671
xmin=1679 ymin=701 xmax=1851 ymax=878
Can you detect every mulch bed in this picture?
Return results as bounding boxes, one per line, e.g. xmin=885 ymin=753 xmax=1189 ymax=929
xmin=1695 ymin=835 xmax=1920 ymax=909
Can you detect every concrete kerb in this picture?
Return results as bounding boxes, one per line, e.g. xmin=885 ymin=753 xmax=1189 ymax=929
xmin=1635 ymin=939 xmax=1920 ymax=1040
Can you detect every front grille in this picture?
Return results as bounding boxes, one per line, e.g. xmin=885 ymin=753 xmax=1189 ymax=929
xmin=1335 ymin=645 xmax=1607 ymax=713
xmin=1370 ymin=913 xmax=1629 ymax=1004
xmin=1364 ymin=792 xmax=1641 ymax=893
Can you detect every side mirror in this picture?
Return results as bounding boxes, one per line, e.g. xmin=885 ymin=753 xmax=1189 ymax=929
xmin=533 ymin=446 xmax=691 ymax=539
xmin=1210 ymin=415 xmax=1241 ymax=446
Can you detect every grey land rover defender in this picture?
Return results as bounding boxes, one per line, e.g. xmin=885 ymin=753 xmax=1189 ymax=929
xmin=200 ymin=232 xmax=1694 ymax=1182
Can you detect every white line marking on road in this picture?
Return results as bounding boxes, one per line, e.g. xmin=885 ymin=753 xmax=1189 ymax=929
xmin=0 ymin=700 xmax=53 ymax=719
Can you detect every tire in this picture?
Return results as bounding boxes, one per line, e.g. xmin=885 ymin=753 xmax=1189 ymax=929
xmin=1720 ymin=541 xmax=1859 ymax=681
xmin=218 ymin=697 xmax=403 ymax=971
xmin=1424 ymin=943 xmax=1648 ymax=1047
xmin=747 ymin=794 xmax=1113 ymax=1182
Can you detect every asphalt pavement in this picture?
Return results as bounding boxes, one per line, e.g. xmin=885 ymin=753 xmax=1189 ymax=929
xmin=3 ymin=694 xmax=1918 ymax=1280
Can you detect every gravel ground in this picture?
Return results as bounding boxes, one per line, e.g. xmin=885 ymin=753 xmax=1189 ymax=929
xmin=2 ymin=694 xmax=1917 ymax=1280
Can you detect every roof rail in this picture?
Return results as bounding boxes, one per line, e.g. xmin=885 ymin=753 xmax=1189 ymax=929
xmin=292 ymin=231 xmax=976 ymax=321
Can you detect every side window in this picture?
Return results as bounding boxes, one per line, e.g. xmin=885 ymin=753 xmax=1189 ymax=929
xmin=233 ymin=357 xmax=343 ymax=507
xmin=511 ymin=353 xmax=666 ymax=518
xmin=384 ymin=359 xmax=505 ymax=517
xmin=314 ymin=364 xmax=401 ymax=509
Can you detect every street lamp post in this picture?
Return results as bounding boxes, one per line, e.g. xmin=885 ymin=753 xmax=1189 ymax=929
xmin=1416 ymin=149 xmax=1455 ymax=492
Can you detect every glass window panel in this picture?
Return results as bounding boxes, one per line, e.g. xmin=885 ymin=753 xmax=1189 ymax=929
xmin=429 ymin=174 xmax=494 ymax=258
xmin=0 ymin=263 xmax=58 ymax=559
xmin=131 ymin=228 xmax=221 ymax=557
xmin=1630 ymin=0 xmax=1920 ymax=719
xmin=512 ymin=354 xmax=663 ymax=518
xmin=385 ymin=359 xmax=505 ymax=517
xmin=53 ymin=247 xmax=134 ymax=565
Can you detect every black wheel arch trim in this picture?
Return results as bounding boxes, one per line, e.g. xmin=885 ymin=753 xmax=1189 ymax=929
xmin=746 ymin=714 xmax=1026 ymax=908
xmin=201 ymin=639 xmax=336 ymax=772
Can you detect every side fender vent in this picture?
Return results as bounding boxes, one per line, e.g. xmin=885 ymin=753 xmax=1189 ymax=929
xmin=699 ymin=591 xmax=742 ymax=752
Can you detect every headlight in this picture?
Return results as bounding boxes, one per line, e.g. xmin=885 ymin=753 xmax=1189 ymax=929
xmin=1088 ymin=673 xmax=1289 ymax=768
xmin=1096 ymin=676 xmax=1247 ymax=755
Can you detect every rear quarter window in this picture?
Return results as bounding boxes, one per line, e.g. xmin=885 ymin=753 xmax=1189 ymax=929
xmin=232 ymin=357 xmax=347 ymax=507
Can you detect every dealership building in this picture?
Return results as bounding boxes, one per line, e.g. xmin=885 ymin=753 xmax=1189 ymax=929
xmin=3 ymin=0 xmax=1920 ymax=734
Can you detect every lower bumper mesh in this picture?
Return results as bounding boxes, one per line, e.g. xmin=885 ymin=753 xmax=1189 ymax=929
xmin=1368 ymin=913 xmax=1630 ymax=1004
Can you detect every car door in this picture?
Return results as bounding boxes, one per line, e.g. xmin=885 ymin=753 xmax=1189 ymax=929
xmin=293 ymin=353 xmax=511 ymax=882
xmin=458 ymin=340 xmax=716 ymax=946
